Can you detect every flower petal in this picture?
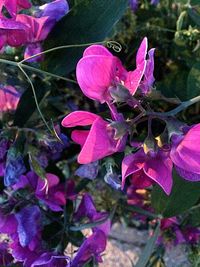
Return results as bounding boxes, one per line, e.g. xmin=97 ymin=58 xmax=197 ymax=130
xmin=62 ymin=111 xmax=99 ymax=127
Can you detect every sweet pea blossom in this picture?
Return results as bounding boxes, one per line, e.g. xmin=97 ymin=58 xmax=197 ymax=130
xmin=13 ymin=171 xmax=72 ymax=211
xmin=0 ymin=0 xmax=69 ymax=60
xmin=122 ymin=147 xmax=173 ymax=195
xmin=0 ymin=85 xmax=20 ymax=111
xmin=170 ymin=123 xmax=200 ymax=181
xmin=62 ymin=111 xmax=126 ymax=164
xmin=70 ymin=230 xmax=107 ymax=267
xmin=31 ymin=253 xmax=70 ymax=267
xmin=76 ymin=38 xmax=155 ymax=103
xmin=0 ymin=0 xmax=31 ymax=19
xmin=74 ymin=194 xmax=111 ymax=236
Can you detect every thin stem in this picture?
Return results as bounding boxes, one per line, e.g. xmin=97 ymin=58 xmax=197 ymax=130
xmin=0 ymin=58 xmax=77 ymax=83
xmin=19 ymin=41 xmax=106 ymax=64
xmin=147 ymin=95 xmax=200 ymax=117
xmin=18 ymin=64 xmax=53 ymax=134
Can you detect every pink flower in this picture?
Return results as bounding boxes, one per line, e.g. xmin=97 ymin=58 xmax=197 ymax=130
xmin=122 ymin=147 xmax=173 ymax=195
xmin=62 ymin=111 xmax=126 ymax=164
xmin=0 ymin=85 xmax=20 ymax=111
xmin=76 ymin=37 xmax=153 ymax=103
xmin=170 ymin=123 xmax=200 ymax=181
xmin=0 ymin=0 xmax=31 ymax=19
xmin=0 ymin=18 xmax=29 ymax=50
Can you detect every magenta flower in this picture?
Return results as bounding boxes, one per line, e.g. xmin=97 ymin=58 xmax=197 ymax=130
xmin=122 ymin=147 xmax=173 ymax=195
xmin=76 ymin=38 xmax=152 ymax=103
xmin=0 ymin=0 xmax=31 ymax=19
xmin=13 ymin=171 xmax=70 ymax=211
xmin=0 ymin=17 xmax=29 ymax=50
xmin=170 ymin=123 xmax=200 ymax=181
xmin=62 ymin=111 xmax=126 ymax=164
xmin=0 ymin=85 xmax=20 ymax=111
xmin=74 ymin=194 xmax=111 ymax=236
xmin=18 ymin=0 xmax=69 ymax=61
xmin=70 ymin=230 xmax=107 ymax=267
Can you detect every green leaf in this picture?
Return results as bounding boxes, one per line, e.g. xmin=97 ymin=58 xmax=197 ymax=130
xmin=188 ymin=7 xmax=200 ymax=27
xmin=187 ymin=62 xmax=200 ymax=99
xmin=135 ymin=223 xmax=160 ymax=267
xmin=151 ymin=170 xmax=200 ymax=218
xmin=14 ymin=80 xmax=48 ymax=127
xmin=28 ymin=153 xmax=46 ymax=180
xmin=42 ymin=0 xmax=128 ymax=76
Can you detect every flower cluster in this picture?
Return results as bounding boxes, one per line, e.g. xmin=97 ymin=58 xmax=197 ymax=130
xmin=62 ymin=38 xmax=200 ymax=196
xmin=0 ymin=0 xmax=69 ymax=61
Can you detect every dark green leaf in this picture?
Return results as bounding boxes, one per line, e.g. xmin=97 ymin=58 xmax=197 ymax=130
xmin=187 ymin=62 xmax=200 ymax=99
xmin=135 ymin=223 xmax=160 ymax=267
xmin=14 ymin=80 xmax=48 ymax=127
xmin=188 ymin=7 xmax=200 ymax=26
xmin=151 ymin=170 xmax=200 ymax=218
xmin=42 ymin=0 xmax=128 ymax=75
xmin=29 ymin=153 xmax=46 ymax=180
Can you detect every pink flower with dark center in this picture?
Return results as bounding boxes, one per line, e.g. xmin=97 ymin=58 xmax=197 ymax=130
xmin=76 ymin=37 xmax=154 ymax=103
xmin=62 ymin=111 xmax=126 ymax=164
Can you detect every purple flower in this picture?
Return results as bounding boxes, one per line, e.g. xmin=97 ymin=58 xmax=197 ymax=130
xmin=0 ymin=242 xmax=13 ymax=265
xmin=31 ymin=252 xmax=70 ymax=267
xmin=4 ymin=152 xmax=26 ymax=186
xmin=0 ymin=138 xmax=8 ymax=160
xmin=70 ymin=230 xmax=107 ymax=267
xmin=129 ymin=0 xmax=138 ymax=12
xmin=129 ymin=0 xmax=159 ymax=12
xmin=74 ymin=194 xmax=111 ymax=236
xmin=75 ymin=161 xmax=99 ymax=180
xmin=16 ymin=205 xmax=41 ymax=247
xmin=140 ymin=48 xmax=155 ymax=94
xmin=13 ymin=171 xmax=69 ymax=211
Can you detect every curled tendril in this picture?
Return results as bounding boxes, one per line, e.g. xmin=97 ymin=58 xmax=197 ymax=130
xmin=106 ymin=41 xmax=122 ymax=53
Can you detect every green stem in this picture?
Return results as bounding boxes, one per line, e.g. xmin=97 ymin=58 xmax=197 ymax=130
xmin=18 ymin=64 xmax=53 ymax=134
xmin=147 ymin=95 xmax=200 ymax=117
xmin=0 ymin=58 xmax=76 ymax=83
xmin=19 ymin=41 xmax=106 ymax=63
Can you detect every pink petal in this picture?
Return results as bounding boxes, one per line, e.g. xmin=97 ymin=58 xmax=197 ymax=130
xmin=144 ymin=152 xmax=173 ymax=195
xmin=77 ymin=118 xmax=117 ymax=164
xmin=83 ymin=45 xmax=112 ymax=57
xmin=76 ymin=55 xmax=120 ymax=103
xmin=121 ymin=149 xmax=146 ymax=189
xmin=125 ymin=60 xmax=147 ymax=95
xmin=71 ymin=130 xmax=89 ymax=147
xmin=170 ymin=124 xmax=200 ymax=174
xmin=136 ymin=37 xmax=148 ymax=65
xmin=62 ymin=111 xmax=99 ymax=127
